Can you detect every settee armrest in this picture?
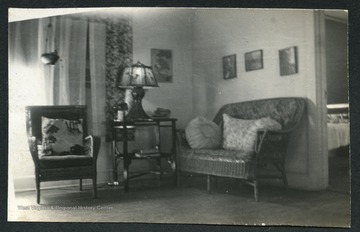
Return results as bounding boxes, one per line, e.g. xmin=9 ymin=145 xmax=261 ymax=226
xmin=176 ymin=129 xmax=191 ymax=149
xmin=84 ymin=135 xmax=101 ymax=161
xmin=255 ymin=129 xmax=292 ymax=161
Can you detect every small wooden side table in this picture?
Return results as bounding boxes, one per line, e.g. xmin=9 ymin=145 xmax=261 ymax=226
xmin=111 ymin=118 xmax=177 ymax=192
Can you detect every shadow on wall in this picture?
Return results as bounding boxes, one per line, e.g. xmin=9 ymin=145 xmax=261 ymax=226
xmin=287 ymin=98 xmax=329 ymax=190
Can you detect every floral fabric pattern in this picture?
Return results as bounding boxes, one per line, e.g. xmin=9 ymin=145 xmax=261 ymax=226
xmin=105 ymin=16 xmax=133 ymax=140
xmin=222 ymin=114 xmax=281 ymax=152
xmin=41 ymin=117 xmax=84 ymax=156
xmin=213 ymin=98 xmax=305 ymax=131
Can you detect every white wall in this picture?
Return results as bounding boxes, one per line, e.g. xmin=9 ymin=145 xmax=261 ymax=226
xmin=191 ymin=9 xmax=327 ymax=190
xmin=192 ymin=9 xmax=316 ymax=117
xmin=132 ymin=9 xmax=194 ymax=129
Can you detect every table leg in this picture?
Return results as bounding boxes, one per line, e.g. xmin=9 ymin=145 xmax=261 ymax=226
xmin=156 ymin=157 xmax=162 ymax=180
xmin=112 ymin=128 xmax=119 ymax=183
xmin=172 ymin=121 xmax=177 ymax=185
xmin=123 ymin=158 xmax=129 ymax=192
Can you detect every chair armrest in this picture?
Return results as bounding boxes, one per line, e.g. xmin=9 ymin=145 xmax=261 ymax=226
xmin=84 ymin=135 xmax=101 ymax=161
xmin=176 ymin=129 xmax=191 ymax=149
xmin=255 ymin=129 xmax=292 ymax=161
xmin=27 ymin=136 xmax=39 ymax=164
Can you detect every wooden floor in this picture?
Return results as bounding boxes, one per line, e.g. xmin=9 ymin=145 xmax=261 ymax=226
xmin=8 ymin=146 xmax=350 ymax=227
xmin=328 ymin=145 xmax=350 ymax=193
xmin=10 ymin=157 xmax=350 ymax=228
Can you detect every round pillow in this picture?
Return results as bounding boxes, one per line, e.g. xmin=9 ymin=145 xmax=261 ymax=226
xmin=185 ymin=116 xmax=222 ymax=149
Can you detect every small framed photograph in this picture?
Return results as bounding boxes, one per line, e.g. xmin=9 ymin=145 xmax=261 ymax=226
xmin=245 ymin=49 xmax=263 ymax=72
xmin=151 ymin=49 xmax=173 ymax=83
xmin=222 ymin=54 xmax=237 ymax=80
xmin=279 ymin=46 xmax=298 ymax=76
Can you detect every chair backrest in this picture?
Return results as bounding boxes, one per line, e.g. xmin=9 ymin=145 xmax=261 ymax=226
xmin=213 ymin=97 xmax=306 ymax=131
xmin=26 ymin=105 xmax=88 ymax=142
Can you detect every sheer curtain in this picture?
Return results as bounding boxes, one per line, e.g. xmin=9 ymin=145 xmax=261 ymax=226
xmin=8 ymin=19 xmax=47 ymax=210
xmin=8 ymin=16 xmax=90 ymax=198
xmin=88 ymin=20 xmax=107 ymax=136
xmin=54 ymin=16 xmax=88 ymax=105
xmin=13 ymin=16 xmax=89 ymax=106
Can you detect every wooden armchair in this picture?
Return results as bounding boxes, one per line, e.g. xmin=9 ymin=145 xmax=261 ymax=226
xmin=26 ymin=105 xmax=101 ymax=204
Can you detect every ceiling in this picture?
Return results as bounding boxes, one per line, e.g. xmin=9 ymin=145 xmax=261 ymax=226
xmin=9 ymin=8 xmax=349 ymax=23
xmin=8 ymin=8 xmax=102 ymax=22
xmin=324 ymin=10 xmax=348 ymax=22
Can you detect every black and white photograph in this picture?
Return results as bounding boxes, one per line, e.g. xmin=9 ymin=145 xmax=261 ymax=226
xmin=8 ymin=8 xmax=350 ymax=228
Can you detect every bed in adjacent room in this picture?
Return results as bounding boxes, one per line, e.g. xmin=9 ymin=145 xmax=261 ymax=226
xmin=327 ymin=104 xmax=350 ymax=192
xmin=327 ymin=104 xmax=350 ymax=152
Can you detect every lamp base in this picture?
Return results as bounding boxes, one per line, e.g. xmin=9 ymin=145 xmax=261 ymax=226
xmin=126 ymin=87 xmax=152 ymax=121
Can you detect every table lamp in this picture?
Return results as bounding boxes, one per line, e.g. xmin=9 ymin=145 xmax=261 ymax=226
xmin=118 ymin=61 xmax=158 ymax=120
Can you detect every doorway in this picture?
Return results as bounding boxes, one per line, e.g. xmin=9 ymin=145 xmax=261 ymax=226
xmin=324 ymin=14 xmax=349 ymax=193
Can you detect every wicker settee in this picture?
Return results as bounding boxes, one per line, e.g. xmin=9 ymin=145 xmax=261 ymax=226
xmin=176 ymin=97 xmax=306 ymax=201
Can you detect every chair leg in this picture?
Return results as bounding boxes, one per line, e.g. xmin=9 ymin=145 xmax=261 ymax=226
xmin=157 ymin=158 xmax=162 ymax=180
xmin=214 ymin=176 xmax=218 ymax=189
xmin=79 ymin=179 xmax=82 ymax=191
xmin=207 ymin=175 xmax=211 ymax=193
xmin=281 ymin=164 xmax=288 ymax=190
xmin=93 ymin=176 xmax=97 ymax=199
xmin=176 ymin=170 xmax=180 ymax=187
xmin=36 ymin=177 xmax=40 ymax=204
xmin=254 ymin=180 xmax=259 ymax=202
xmin=123 ymin=161 xmax=129 ymax=193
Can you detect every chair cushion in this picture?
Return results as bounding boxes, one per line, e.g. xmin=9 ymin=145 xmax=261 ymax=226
xmin=222 ymin=114 xmax=282 ymax=152
xmin=41 ymin=117 xmax=84 ymax=157
xmin=39 ymin=155 xmax=93 ymax=169
xmin=185 ymin=116 xmax=222 ymax=149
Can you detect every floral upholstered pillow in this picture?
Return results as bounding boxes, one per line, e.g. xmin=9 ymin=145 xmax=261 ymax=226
xmin=185 ymin=116 xmax=222 ymax=149
xmin=41 ymin=117 xmax=84 ymax=157
xmin=222 ymin=114 xmax=281 ymax=152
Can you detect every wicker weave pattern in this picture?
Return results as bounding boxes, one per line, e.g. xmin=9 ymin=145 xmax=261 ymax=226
xmin=179 ymin=156 xmax=254 ymax=179
xmin=181 ymin=148 xmax=253 ymax=162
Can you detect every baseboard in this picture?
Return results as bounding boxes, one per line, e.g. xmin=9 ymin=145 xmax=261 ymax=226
xmin=13 ymin=168 xmax=172 ymax=193
xmin=13 ymin=169 xmax=114 ymax=193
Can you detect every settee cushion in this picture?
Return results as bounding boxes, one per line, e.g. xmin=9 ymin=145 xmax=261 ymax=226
xmin=222 ymin=114 xmax=281 ymax=152
xmin=185 ymin=116 xmax=222 ymax=149
xmin=41 ymin=117 xmax=84 ymax=157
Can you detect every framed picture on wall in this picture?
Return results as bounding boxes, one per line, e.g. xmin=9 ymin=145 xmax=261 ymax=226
xmin=245 ymin=49 xmax=263 ymax=72
xmin=222 ymin=54 xmax=237 ymax=80
xmin=151 ymin=49 xmax=173 ymax=83
xmin=279 ymin=46 xmax=298 ymax=76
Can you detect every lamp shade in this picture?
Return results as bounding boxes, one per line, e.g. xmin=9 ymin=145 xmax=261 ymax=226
xmin=119 ymin=61 xmax=158 ymax=88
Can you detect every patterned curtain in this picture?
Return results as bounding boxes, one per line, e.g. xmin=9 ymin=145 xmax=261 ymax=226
xmin=104 ymin=17 xmax=133 ymax=140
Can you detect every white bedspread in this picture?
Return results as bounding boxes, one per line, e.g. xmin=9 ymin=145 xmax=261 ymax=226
xmin=328 ymin=123 xmax=350 ymax=150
